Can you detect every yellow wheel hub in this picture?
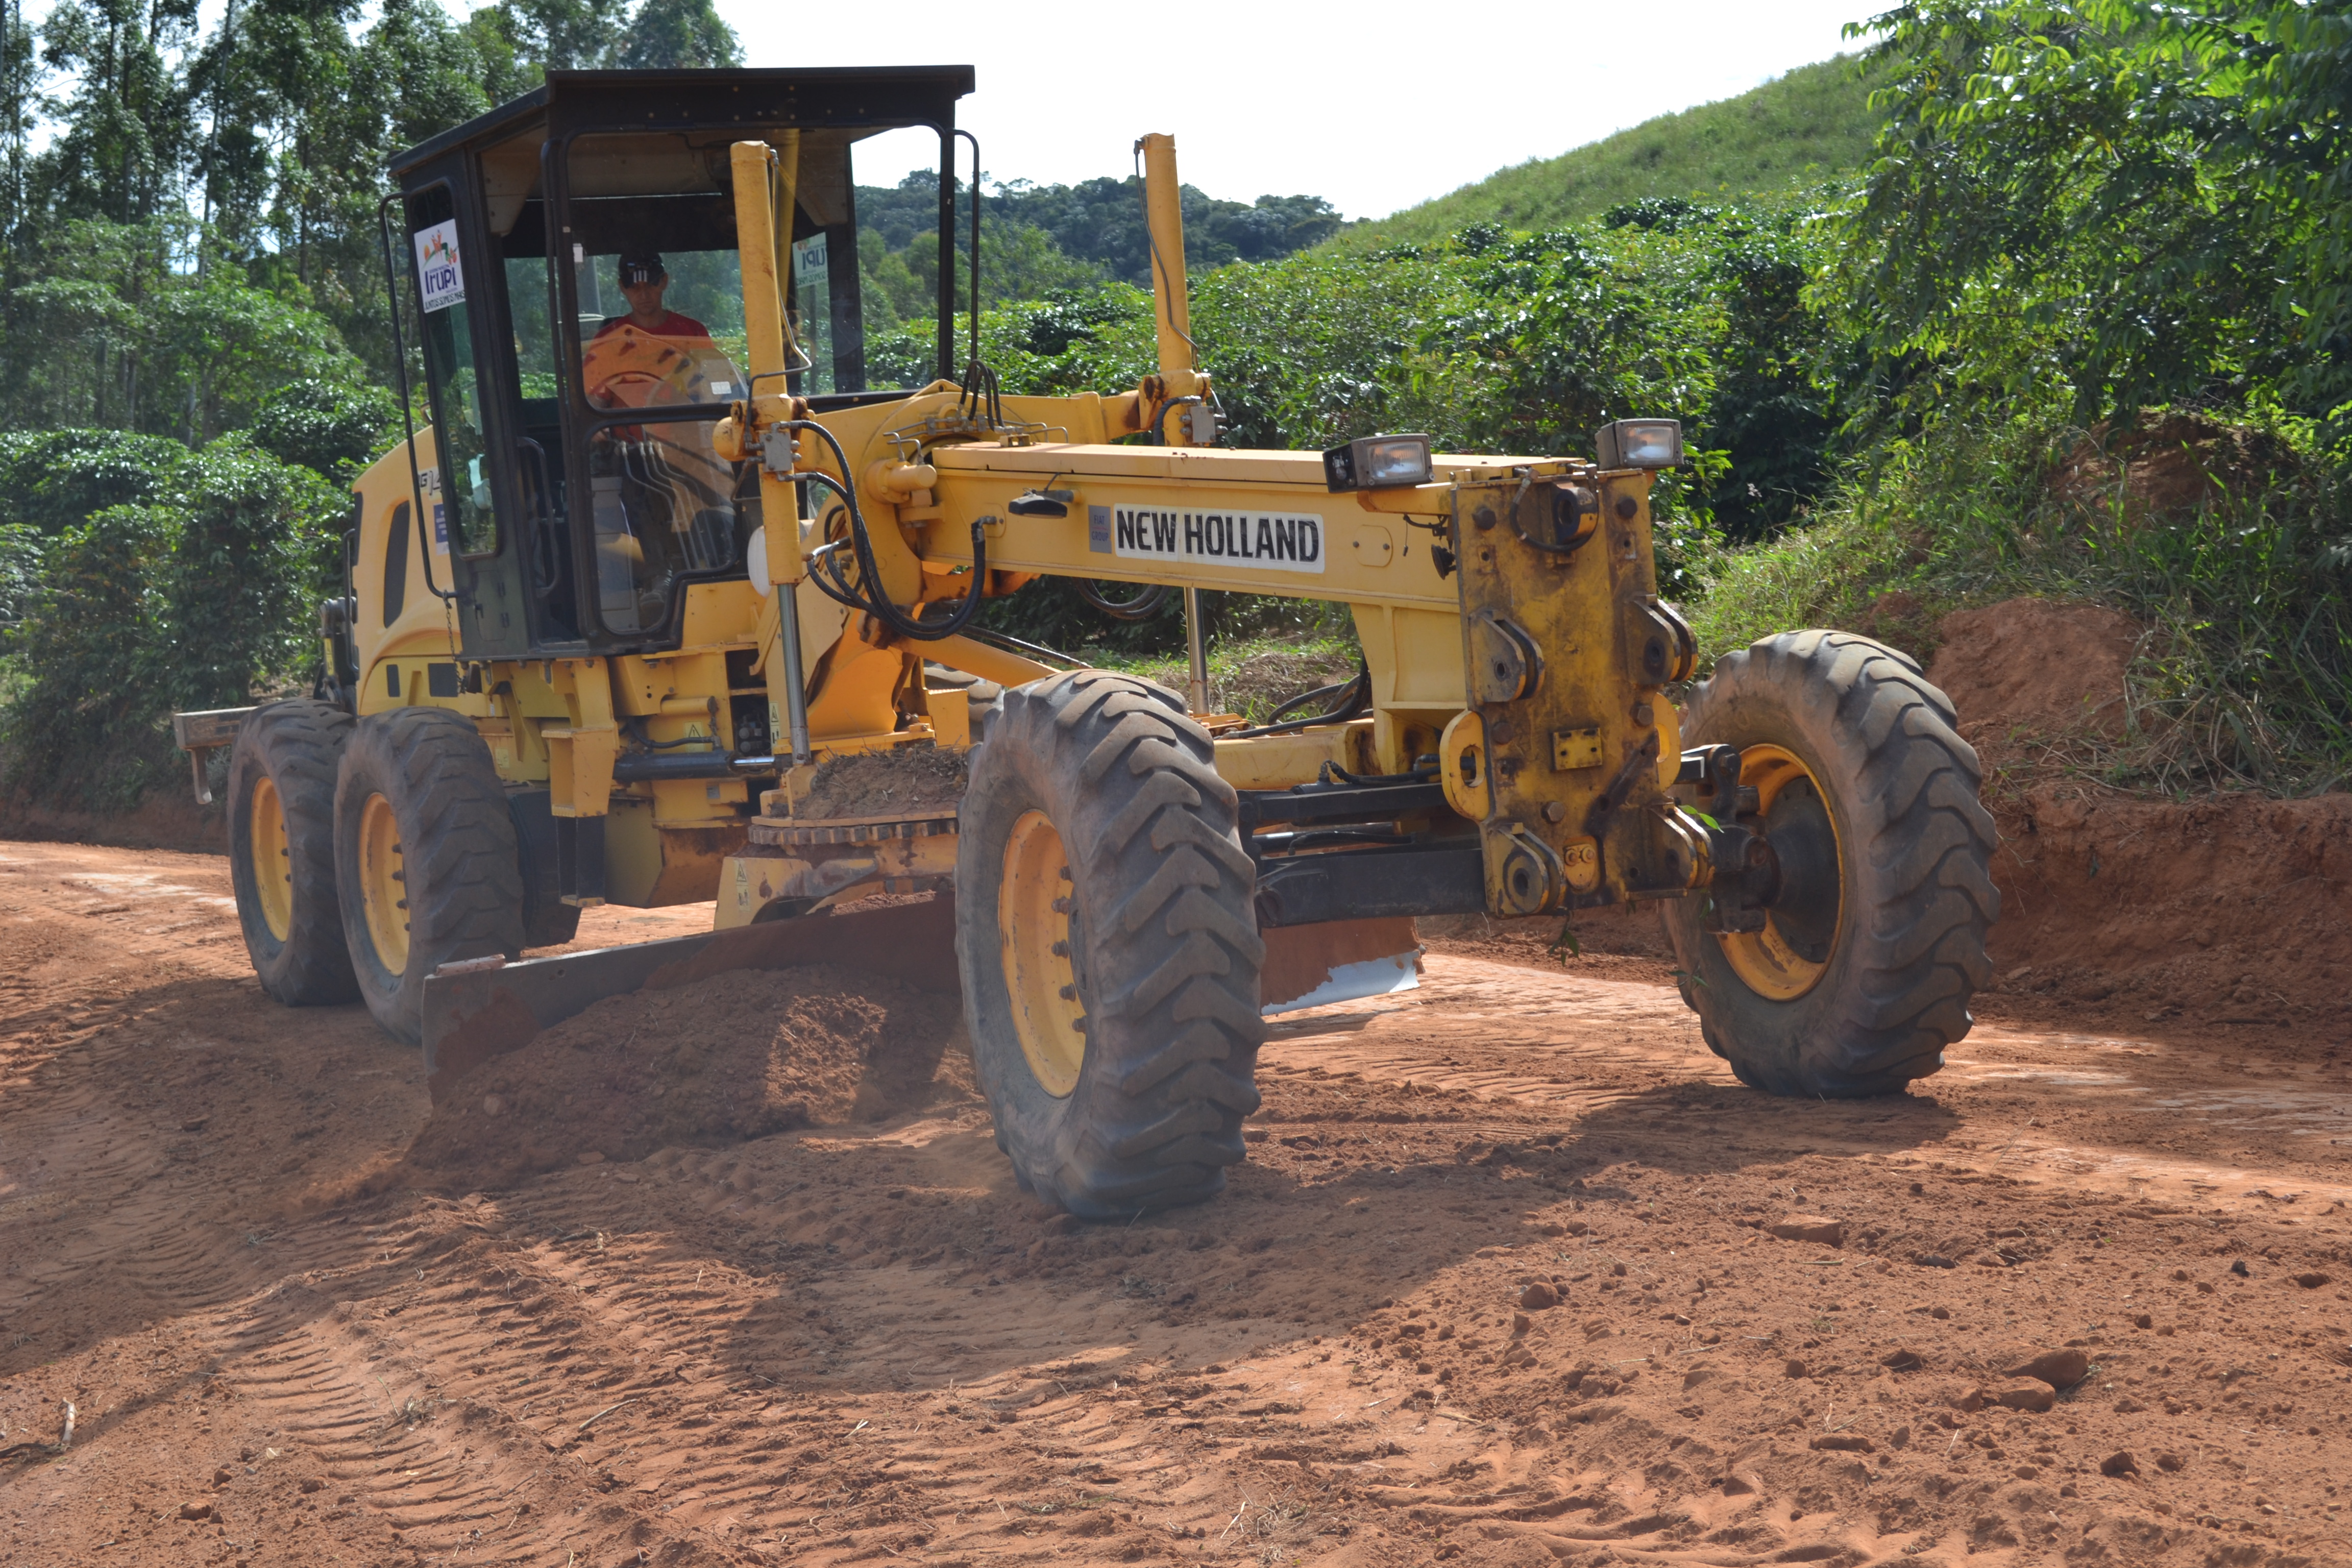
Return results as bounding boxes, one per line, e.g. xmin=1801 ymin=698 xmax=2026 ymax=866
xmin=249 ymin=775 xmax=293 ymax=942
xmin=998 ymin=809 xmax=1087 ymax=1098
xmin=1717 ymin=744 xmax=1845 ymax=1002
xmin=356 ymin=792 xmax=410 ymax=976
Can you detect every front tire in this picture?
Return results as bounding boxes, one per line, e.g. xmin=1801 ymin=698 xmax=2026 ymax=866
xmin=333 ymin=708 xmax=526 ymax=1044
xmin=1663 ymin=631 xmax=1998 ymax=1095
xmin=227 ymin=700 xmax=359 ymax=1005
xmin=955 ymin=671 xmax=1265 ymax=1219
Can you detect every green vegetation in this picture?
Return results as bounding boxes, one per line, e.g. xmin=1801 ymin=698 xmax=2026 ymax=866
xmin=3 ymin=0 xmax=2347 ymax=815
xmin=0 ymin=0 xmax=745 ymax=806
xmin=2 ymin=433 xmax=345 ymax=810
xmin=1090 ymin=634 xmax=1364 ymax=726
xmin=1698 ymin=0 xmax=2352 ymax=795
xmin=1335 ymin=56 xmax=1885 ymax=251
xmin=1693 ymin=413 xmax=2350 ymax=794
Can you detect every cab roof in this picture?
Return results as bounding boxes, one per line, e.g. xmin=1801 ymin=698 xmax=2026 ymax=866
xmin=387 ymin=65 xmax=977 ymax=181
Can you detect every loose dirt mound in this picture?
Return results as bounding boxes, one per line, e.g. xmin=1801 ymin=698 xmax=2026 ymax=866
xmin=1987 ymin=783 xmax=2352 ymax=1027
xmin=405 ymin=964 xmax=973 ymax=1186
xmin=1926 ymin=597 xmax=2140 ymax=743
xmin=794 ymin=743 xmax=967 ymax=819
xmin=1924 ymin=598 xmax=2352 ymax=1031
xmin=2046 ymin=410 xmax=2299 ymax=518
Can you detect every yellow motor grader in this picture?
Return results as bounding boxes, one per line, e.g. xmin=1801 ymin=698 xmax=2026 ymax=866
xmin=177 ymin=66 xmax=1996 ymax=1218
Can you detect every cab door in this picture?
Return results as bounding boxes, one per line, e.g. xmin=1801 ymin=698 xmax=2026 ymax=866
xmin=400 ymin=173 xmax=540 ymax=660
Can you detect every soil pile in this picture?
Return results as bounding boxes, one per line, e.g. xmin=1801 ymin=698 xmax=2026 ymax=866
xmin=794 ymin=744 xmax=967 ymax=819
xmin=1926 ymin=597 xmax=2140 ymax=745
xmin=1925 ymin=597 xmax=2352 ymax=1030
xmin=405 ymin=964 xmax=972 ymax=1185
xmin=1983 ymin=780 xmax=2352 ymax=1027
xmin=2046 ymin=410 xmax=2299 ymax=518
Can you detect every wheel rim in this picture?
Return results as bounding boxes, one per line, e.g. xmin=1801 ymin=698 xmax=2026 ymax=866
xmin=1717 ymin=744 xmax=1844 ymax=1001
xmin=249 ymin=775 xmax=293 ymax=942
xmin=356 ymin=792 xmax=410 ymax=976
xmin=998 ymin=809 xmax=1087 ymax=1098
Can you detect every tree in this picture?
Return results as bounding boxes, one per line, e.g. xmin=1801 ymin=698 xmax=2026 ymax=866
xmin=474 ymin=0 xmax=629 ymax=74
xmin=1835 ymin=1 xmax=2352 ymax=445
xmin=31 ymin=0 xmax=198 ymax=228
xmin=618 ymin=0 xmax=741 ymax=69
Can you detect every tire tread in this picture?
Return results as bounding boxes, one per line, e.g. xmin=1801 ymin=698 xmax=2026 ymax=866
xmin=957 ymin=671 xmax=1263 ymax=1218
xmin=1672 ymin=631 xmax=1998 ymax=1096
xmin=229 ymin=700 xmax=359 ymax=1006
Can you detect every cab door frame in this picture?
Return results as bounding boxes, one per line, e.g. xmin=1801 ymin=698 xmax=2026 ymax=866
xmin=386 ymin=161 xmax=548 ymax=663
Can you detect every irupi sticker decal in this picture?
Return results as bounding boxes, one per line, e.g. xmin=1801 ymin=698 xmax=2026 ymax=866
xmin=414 ymin=220 xmax=467 ymax=313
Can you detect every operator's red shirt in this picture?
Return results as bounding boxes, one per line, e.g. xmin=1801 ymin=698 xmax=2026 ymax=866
xmin=594 ymin=309 xmax=713 ymax=341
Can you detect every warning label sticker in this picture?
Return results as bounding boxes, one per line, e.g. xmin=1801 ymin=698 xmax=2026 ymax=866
xmin=1088 ymin=504 xmax=1326 ymax=574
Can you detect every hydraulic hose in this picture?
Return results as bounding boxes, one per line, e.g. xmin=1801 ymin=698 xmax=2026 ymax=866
xmin=1075 ymin=580 xmax=1171 ymax=621
xmin=779 ymin=419 xmax=989 ymax=643
xmin=1224 ymin=663 xmax=1373 ymax=740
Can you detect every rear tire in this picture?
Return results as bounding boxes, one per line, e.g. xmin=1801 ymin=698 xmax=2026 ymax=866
xmin=333 ymin=708 xmax=526 ymax=1044
xmin=1662 ymin=631 xmax=1998 ymax=1095
xmin=508 ymin=789 xmax=582 ymax=949
xmin=227 ymin=700 xmax=359 ymax=1005
xmin=955 ymin=671 xmax=1264 ymax=1219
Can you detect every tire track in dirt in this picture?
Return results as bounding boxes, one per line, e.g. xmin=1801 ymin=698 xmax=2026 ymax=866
xmin=8 ymin=839 xmax=2352 ymax=1566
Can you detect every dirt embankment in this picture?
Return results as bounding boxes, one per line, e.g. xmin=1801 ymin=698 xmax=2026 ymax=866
xmin=1439 ymin=597 xmax=2352 ymax=1042
xmin=1925 ymin=598 xmax=2352 ymax=1034
xmin=0 ymin=786 xmax=224 ymax=854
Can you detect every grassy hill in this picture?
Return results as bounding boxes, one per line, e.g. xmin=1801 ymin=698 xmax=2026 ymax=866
xmin=1338 ymin=54 xmax=1885 ymax=248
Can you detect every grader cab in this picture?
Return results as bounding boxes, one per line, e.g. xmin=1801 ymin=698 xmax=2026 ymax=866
xmin=183 ymin=66 xmax=1998 ymax=1219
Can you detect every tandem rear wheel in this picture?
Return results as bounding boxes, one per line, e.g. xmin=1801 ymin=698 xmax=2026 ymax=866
xmin=227 ymin=700 xmax=360 ymax=1006
xmin=331 ymin=707 xmax=527 ymax=1045
xmin=1662 ymin=631 xmax=1999 ymax=1096
xmin=224 ymin=702 xmax=592 ymax=1043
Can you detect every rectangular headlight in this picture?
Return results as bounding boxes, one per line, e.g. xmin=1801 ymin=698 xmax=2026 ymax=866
xmin=1596 ymin=419 xmax=1683 ymax=470
xmin=1323 ymin=432 xmax=1433 ymax=492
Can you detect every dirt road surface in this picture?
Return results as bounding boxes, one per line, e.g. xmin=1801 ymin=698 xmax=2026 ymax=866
xmin=4 ymin=838 xmax=2349 ymax=1568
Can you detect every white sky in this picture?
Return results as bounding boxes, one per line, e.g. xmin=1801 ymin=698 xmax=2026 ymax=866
xmin=32 ymin=0 xmax=1876 ymax=222
xmin=717 ymin=1 xmax=1876 ymax=220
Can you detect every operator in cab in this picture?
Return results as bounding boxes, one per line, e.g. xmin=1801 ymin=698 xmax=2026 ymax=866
xmin=582 ymin=252 xmax=732 ymax=409
xmin=580 ymin=252 xmax=749 ymax=635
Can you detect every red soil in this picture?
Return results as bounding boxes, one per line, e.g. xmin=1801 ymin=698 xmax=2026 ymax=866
xmin=404 ymin=965 xmax=974 ymax=1187
xmin=4 ymin=598 xmax=2351 ymax=1566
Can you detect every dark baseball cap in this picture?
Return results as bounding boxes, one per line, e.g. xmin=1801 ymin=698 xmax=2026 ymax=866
xmin=618 ymin=252 xmax=666 ymax=285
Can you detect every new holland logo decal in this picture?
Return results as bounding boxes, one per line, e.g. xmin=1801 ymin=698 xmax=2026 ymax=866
xmin=1089 ymin=504 xmax=1325 ymax=574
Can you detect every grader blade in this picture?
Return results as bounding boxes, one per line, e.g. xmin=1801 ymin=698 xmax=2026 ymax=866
xmin=419 ymin=894 xmax=1418 ymax=1106
xmin=1259 ymin=917 xmax=1424 ymax=1014
xmin=418 ymin=896 xmax=960 ymax=1105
